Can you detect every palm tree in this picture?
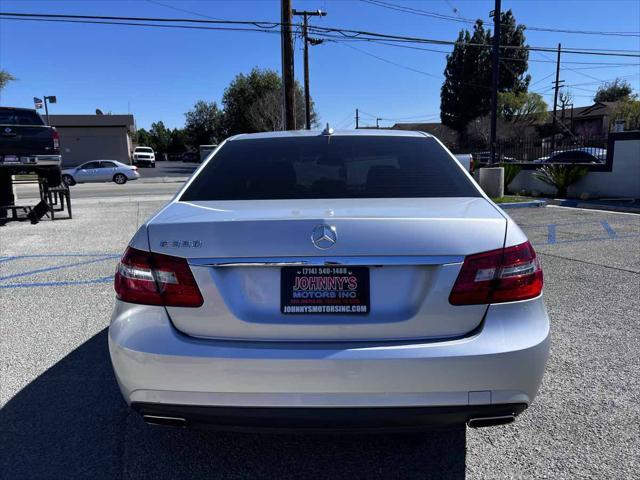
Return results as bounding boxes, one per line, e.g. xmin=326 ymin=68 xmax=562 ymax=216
xmin=533 ymin=164 xmax=588 ymax=198
xmin=0 ymin=70 xmax=16 ymax=91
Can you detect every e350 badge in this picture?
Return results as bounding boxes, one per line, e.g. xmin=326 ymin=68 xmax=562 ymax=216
xmin=159 ymin=240 xmax=203 ymax=248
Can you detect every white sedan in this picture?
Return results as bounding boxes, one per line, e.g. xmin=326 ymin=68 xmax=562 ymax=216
xmin=62 ymin=160 xmax=140 ymax=186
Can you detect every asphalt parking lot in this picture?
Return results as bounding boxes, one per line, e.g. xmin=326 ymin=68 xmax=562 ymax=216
xmin=1 ymin=192 xmax=638 ymax=479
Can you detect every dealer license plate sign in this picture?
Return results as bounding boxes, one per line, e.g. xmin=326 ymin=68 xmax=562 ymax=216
xmin=281 ymin=266 xmax=370 ymax=315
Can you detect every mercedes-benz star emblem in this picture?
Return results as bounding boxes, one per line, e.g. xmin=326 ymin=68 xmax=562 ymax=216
xmin=311 ymin=224 xmax=337 ymax=250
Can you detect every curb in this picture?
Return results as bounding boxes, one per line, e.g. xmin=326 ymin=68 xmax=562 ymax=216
xmin=498 ymin=200 xmax=547 ymax=209
xmin=137 ymin=177 xmax=189 ymax=184
xmin=544 ymin=199 xmax=640 ymax=214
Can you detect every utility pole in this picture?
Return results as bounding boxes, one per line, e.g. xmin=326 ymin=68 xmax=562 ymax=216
xmin=292 ymin=9 xmax=326 ymax=130
xmin=44 ymin=97 xmax=50 ymax=125
xmin=280 ymin=0 xmax=295 ymax=130
xmin=489 ymin=0 xmax=501 ymax=166
xmin=355 ymin=109 xmax=359 ymax=129
xmin=551 ymin=43 xmax=563 ymax=150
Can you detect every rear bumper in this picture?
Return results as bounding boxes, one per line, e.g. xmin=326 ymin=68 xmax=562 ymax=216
xmin=0 ymin=155 xmax=61 ymax=172
xmin=109 ymin=296 xmax=549 ymax=426
xmin=132 ymin=402 xmax=528 ymax=432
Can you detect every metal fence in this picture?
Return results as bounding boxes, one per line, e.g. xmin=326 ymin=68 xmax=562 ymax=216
xmin=453 ymin=135 xmax=609 ymax=165
xmin=495 ymin=135 xmax=608 ymax=163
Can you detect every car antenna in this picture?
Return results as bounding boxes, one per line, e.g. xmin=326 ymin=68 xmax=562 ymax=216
xmin=322 ymin=123 xmax=334 ymax=135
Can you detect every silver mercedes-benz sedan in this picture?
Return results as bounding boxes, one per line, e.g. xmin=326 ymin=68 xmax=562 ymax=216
xmin=109 ymin=129 xmax=549 ymax=431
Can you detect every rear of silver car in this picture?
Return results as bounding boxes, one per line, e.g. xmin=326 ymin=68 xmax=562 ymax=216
xmin=109 ymin=131 xmax=549 ymax=431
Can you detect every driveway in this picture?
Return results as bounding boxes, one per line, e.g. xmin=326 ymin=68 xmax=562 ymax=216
xmin=1 ymin=201 xmax=638 ymax=479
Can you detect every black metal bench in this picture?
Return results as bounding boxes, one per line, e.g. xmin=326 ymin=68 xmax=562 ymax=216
xmin=45 ymin=184 xmax=72 ymax=220
xmin=0 ymin=177 xmax=72 ymax=223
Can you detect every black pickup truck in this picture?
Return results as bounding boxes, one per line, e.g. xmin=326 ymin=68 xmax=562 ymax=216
xmin=0 ymin=106 xmax=62 ymax=185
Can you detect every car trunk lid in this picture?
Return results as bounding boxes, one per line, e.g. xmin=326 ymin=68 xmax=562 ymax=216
xmin=147 ymin=197 xmax=506 ymax=341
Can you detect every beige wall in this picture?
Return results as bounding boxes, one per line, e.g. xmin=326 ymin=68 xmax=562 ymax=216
xmin=57 ymin=126 xmax=131 ymax=167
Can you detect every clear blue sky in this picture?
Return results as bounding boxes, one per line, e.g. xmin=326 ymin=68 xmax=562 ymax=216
xmin=1 ymin=0 xmax=639 ymax=130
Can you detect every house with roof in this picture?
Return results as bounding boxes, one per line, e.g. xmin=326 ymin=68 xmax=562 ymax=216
xmin=559 ymin=102 xmax=619 ymax=136
xmin=390 ymin=101 xmax=624 ymax=146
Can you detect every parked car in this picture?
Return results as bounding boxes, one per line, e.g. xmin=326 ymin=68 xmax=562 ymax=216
xmin=132 ymin=146 xmax=155 ymax=167
xmin=535 ymin=148 xmax=605 ymax=164
xmin=62 ymin=160 xmax=139 ymax=186
xmin=471 ymin=151 xmax=516 ymax=166
xmin=0 ymin=106 xmax=62 ymax=185
xmin=109 ymin=130 xmax=549 ymax=431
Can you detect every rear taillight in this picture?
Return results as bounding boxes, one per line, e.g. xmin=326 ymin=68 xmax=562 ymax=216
xmin=52 ymin=128 xmax=60 ymax=149
xmin=449 ymin=241 xmax=543 ymax=305
xmin=114 ymin=247 xmax=203 ymax=307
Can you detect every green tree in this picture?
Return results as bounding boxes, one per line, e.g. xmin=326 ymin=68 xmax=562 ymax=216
xmin=496 ymin=10 xmax=530 ymax=94
xmin=133 ymin=128 xmax=152 ymax=147
xmin=441 ymin=10 xmax=530 ymax=132
xmin=184 ymin=100 xmax=224 ymax=147
xmin=612 ymin=97 xmax=640 ymax=130
xmin=0 ymin=70 xmax=16 ymax=91
xmin=149 ymin=121 xmax=172 ymax=153
xmin=221 ymin=67 xmax=317 ymax=135
xmin=441 ymin=22 xmax=491 ymax=132
xmin=594 ymin=78 xmax=634 ymax=103
xmin=499 ymin=91 xmax=547 ymax=122
xmin=167 ymin=128 xmax=188 ymax=153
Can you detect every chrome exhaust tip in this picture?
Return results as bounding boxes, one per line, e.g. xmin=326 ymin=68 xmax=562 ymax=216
xmin=142 ymin=415 xmax=188 ymax=428
xmin=467 ymin=415 xmax=515 ymax=428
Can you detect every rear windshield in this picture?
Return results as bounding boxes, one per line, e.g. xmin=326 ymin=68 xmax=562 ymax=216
xmin=181 ymin=135 xmax=480 ymax=201
xmin=136 ymin=147 xmax=153 ymax=152
xmin=0 ymin=108 xmax=44 ymax=126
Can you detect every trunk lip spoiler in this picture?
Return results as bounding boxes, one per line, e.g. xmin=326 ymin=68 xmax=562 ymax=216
xmin=187 ymin=255 xmax=465 ymax=267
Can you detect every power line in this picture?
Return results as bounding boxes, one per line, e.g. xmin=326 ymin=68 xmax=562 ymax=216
xmin=443 ymin=0 xmax=463 ymax=19
xmin=2 ymin=11 xmax=639 ymax=58
xmin=336 ymin=41 xmax=442 ymax=79
xmin=0 ymin=11 xmax=283 ymax=29
xmin=307 ymin=26 xmax=640 ymax=57
xmin=529 ymin=72 xmax=555 ymax=88
xmin=360 ymin=0 xmax=640 ymax=38
xmin=0 ymin=15 xmax=287 ymax=35
xmin=328 ymin=36 xmax=640 ymax=67
xmin=536 ymin=50 xmax=605 ymax=82
xmin=144 ymin=0 xmax=224 ymax=21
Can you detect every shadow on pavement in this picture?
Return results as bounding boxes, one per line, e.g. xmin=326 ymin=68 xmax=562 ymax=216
xmin=1 ymin=329 xmax=466 ymax=479
xmin=140 ymin=162 xmax=199 ymax=178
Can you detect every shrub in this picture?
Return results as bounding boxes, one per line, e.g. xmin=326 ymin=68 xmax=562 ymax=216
xmin=533 ymin=164 xmax=588 ymax=198
xmin=500 ymin=163 xmax=522 ymax=194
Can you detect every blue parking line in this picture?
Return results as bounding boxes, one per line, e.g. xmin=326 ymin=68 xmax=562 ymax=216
xmin=0 ymin=276 xmax=113 ymax=289
xmin=601 ymin=220 xmax=618 ymax=239
xmin=521 ymin=218 xmax=639 ymax=229
xmin=548 ymin=233 xmax=640 ymax=245
xmin=0 ymin=256 xmax=117 ymax=282
xmin=547 ymin=224 xmax=557 ymax=244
